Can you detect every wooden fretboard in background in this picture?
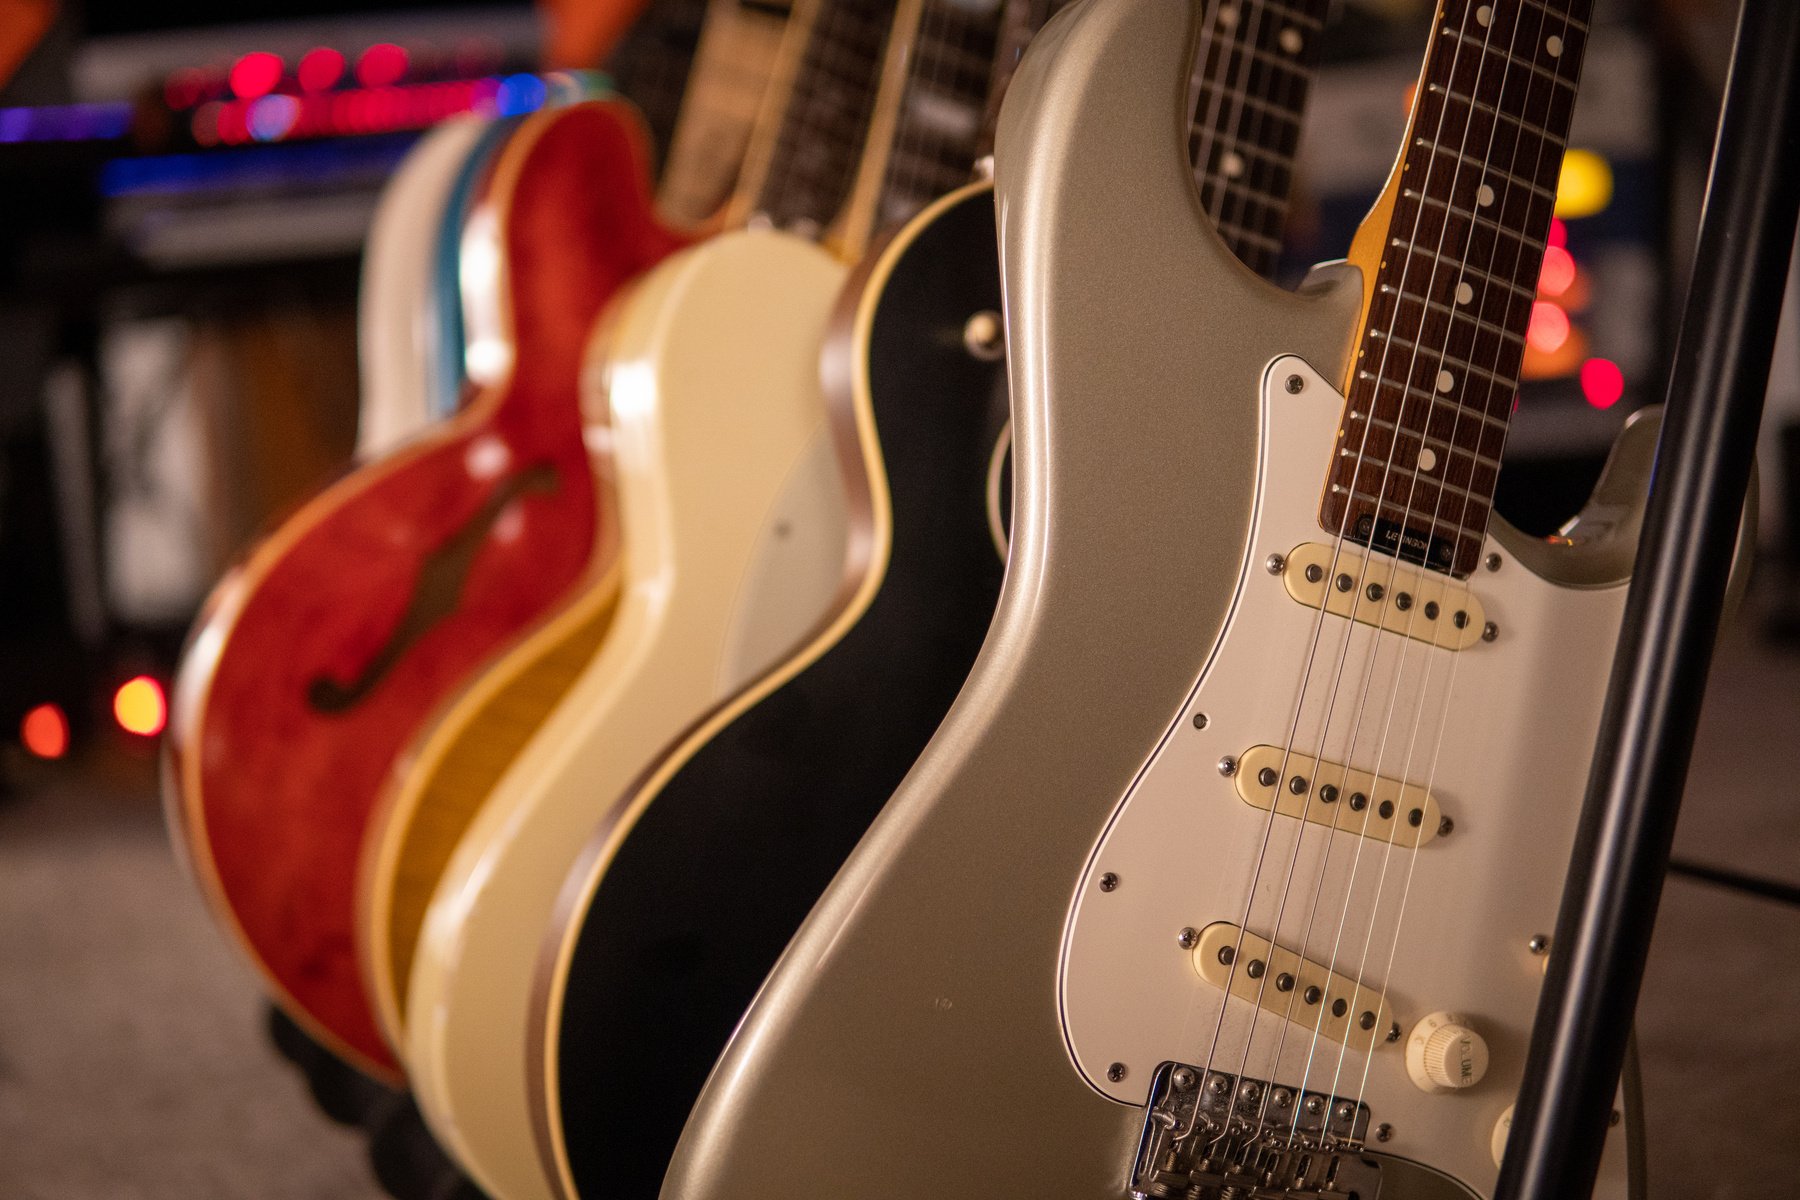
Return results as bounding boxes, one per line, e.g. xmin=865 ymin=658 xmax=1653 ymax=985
xmin=606 ymin=0 xmax=714 ymax=164
xmin=1324 ymin=0 xmax=1590 ymax=577
xmin=743 ymin=0 xmax=901 ymax=234
xmin=652 ymin=0 xmax=792 ymax=224
xmin=1188 ymin=0 xmax=1331 ymax=277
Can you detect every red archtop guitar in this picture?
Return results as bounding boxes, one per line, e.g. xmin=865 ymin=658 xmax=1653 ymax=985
xmin=165 ymin=99 xmax=686 ymax=1080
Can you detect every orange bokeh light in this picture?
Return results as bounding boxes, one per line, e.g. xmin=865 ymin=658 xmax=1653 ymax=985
xmin=113 ymin=676 xmax=167 ymax=737
xmin=20 ymin=703 xmax=69 ymax=759
xmin=1527 ymin=301 xmax=1570 ymax=354
xmin=1538 ymin=246 xmax=1577 ymax=297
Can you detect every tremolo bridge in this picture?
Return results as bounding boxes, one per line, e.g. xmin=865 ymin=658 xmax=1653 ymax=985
xmin=1129 ymin=1062 xmax=1381 ymax=1200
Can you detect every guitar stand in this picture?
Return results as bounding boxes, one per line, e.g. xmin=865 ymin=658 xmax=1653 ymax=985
xmin=1495 ymin=2 xmax=1800 ymax=1198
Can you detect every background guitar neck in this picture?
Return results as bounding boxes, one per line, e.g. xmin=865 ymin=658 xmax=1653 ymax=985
xmin=1187 ymin=0 xmax=1331 ymax=276
xmin=834 ymin=0 xmax=1004 ymax=257
xmin=1331 ymin=0 xmax=1593 ymax=576
xmin=725 ymin=0 xmax=902 ymax=237
xmin=653 ymin=0 xmax=792 ymax=225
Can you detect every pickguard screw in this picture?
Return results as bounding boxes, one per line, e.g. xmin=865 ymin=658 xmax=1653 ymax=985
xmin=1192 ymin=712 xmax=1209 ymax=730
xmin=1485 ymin=552 xmax=1503 ymax=572
xmin=1286 ymin=374 xmax=1305 ymax=394
xmin=1098 ymin=873 xmax=1120 ymax=892
xmin=1107 ymin=1062 xmax=1128 ymax=1082
xmin=1172 ymin=1067 xmax=1198 ymax=1091
xmin=1376 ymin=1123 xmax=1394 ymax=1143
xmin=1267 ymin=553 xmax=1286 ymax=574
xmin=1482 ymin=621 xmax=1499 ymax=642
xmin=1529 ymin=934 xmax=1550 ymax=954
xmin=1387 ymin=1022 xmax=1402 ymax=1043
xmin=1178 ymin=927 xmax=1200 ymax=949
xmin=961 ymin=310 xmax=1006 ymax=361
xmin=1218 ymin=756 xmax=1238 ymax=777
xmin=1438 ymin=816 xmax=1455 ymax=837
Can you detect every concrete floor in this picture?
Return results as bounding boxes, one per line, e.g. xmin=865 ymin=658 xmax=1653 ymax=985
xmin=0 ymin=627 xmax=1795 ymax=1200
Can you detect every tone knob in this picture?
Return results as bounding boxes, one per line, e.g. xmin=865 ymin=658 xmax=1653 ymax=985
xmin=1491 ymin=1104 xmax=1514 ymax=1167
xmin=1405 ymin=1011 xmax=1490 ymax=1092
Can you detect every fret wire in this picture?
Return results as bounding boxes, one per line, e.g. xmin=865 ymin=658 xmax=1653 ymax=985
xmin=1376 ymin=283 xmax=1525 ymax=347
xmin=1361 ymin=332 xmax=1518 ymax=395
xmin=1399 ymin=187 xmax=1547 ymax=253
xmin=1338 ymin=454 xmax=1492 ymax=507
xmin=1437 ymin=24 xmax=1576 ymax=94
xmin=1346 ymin=410 xmax=1505 ymax=470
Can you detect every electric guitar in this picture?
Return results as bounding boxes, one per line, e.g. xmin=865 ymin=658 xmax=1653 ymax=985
xmin=665 ymin=1 xmax=1664 ymax=1198
xmin=533 ymin=1 xmax=1331 ymax=1196
xmin=391 ymin=1 xmax=904 ymax=1195
xmin=164 ymin=45 xmax=706 ymax=1078
xmin=354 ymin=0 xmax=788 ymax=1066
xmin=354 ymin=116 xmax=494 ymax=458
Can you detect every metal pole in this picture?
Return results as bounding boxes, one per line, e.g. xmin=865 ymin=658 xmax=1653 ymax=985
xmin=1495 ymin=2 xmax=1800 ymax=1198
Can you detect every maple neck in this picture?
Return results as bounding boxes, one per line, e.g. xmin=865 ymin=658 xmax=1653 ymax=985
xmin=836 ymin=0 xmax=1006 ymax=255
xmin=1188 ymin=0 xmax=1330 ymax=276
xmin=1326 ymin=0 xmax=1592 ymax=577
xmin=730 ymin=0 xmax=900 ymax=236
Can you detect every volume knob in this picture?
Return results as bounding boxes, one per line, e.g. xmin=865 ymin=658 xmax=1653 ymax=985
xmin=1405 ymin=1012 xmax=1490 ymax=1092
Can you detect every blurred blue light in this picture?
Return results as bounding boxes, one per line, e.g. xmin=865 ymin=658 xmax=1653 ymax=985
xmin=494 ymin=73 xmax=547 ymax=117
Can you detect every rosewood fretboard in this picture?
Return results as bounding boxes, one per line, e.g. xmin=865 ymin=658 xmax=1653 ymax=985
xmin=1324 ymin=0 xmax=1591 ymax=576
xmin=1188 ymin=0 xmax=1330 ymax=276
xmin=752 ymin=0 xmax=899 ymax=232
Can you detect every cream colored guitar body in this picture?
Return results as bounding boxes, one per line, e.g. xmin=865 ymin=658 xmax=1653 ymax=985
xmin=356 ymin=116 xmax=489 ymax=457
xmin=403 ymin=228 xmax=854 ymax=1200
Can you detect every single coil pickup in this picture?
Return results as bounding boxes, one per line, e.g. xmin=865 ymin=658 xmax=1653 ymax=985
xmin=1192 ymin=924 xmax=1393 ymax=1055
xmin=1232 ymin=745 xmax=1443 ymax=847
xmin=1281 ymin=541 xmax=1486 ymax=650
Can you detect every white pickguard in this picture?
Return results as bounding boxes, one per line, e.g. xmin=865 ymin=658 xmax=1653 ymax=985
xmin=1061 ymin=356 xmax=1632 ymax=1198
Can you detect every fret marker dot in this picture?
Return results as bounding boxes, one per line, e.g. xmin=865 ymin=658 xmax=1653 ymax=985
xmin=1419 ymin=448 xmax=1438 ymax=472
xmin=1547 ymin=35 xmax=1564 ymax=57
xmin=1476 ymin=5 xmax=1492 ymax=26
xmin=1221 ymin=151 xmax=1245 ymax=179
xmin=1455 ymin=281 xmax=1475 ymax=305
xmin=1436 ymin=370 xmax=1455 ymax=393
xmin=1279 ymin=27 xmax=1303 ymax=54
xmin=1477 ymin=184 xmax=1495 ymax=207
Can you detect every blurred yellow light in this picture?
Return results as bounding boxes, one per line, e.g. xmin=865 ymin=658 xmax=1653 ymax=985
xmin=1555 ymin=149 xmax=1613 ymax=219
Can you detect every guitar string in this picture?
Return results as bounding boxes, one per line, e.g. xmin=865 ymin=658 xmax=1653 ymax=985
xmin=1278 ymin=0 xmax=1546 ymax=1125
xmin=1172 ymin=0 xmax=1368 ymax=1142
xmin=1162 ymin=0 xmax=1272 ymax=1131
xmin=1177 ymin=0 xmax=1359 ymax=1125
xmin=1206 ymin=0 xmax=1504 ymax=1143
xmin=1342 ymin=0 xmax=1583 ymax=1126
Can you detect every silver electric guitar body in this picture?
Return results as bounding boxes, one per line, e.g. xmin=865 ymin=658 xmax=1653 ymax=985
xmin=666 ymin=1 xmax=1641 ymax=1198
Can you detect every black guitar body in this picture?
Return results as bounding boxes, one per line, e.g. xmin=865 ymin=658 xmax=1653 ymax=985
xmin=552 ymin=186 xmax=1008 ymax=1197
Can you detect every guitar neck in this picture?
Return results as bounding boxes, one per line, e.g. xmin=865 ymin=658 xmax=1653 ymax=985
xmin=606 ymin=0 xmax=714 ymax=166
xmin=653 ymin=0 xmax=792 ymax=224
xmin=836 ymin=0 xmax=1006 ymax=257
xmin=1327 ymin=0 xmax=1591 ymax=577
xmin=728 ymin=0 xmax=902 ymax=236
xmin=1187 ymin=0 xmax=1331 ymax=276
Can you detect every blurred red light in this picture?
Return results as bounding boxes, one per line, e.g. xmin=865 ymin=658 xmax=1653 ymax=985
xmin=1527 ymin=302 xmax=1570 ymax=354
xmin=357 ymin=43 xmax=409 ymax=88
xmin=298 ymin=47 xmax=346 ymax=93
xmin=229 ymin=52 xmax=284 ymax=100
xmin=1548 ymin=218 xmax=1568 ymax=248
xmin=1580 ymin=358 xmax=1625 ymax=409
xmin=1538 ymin=245 xmax=1576 ymax=297
xmin=20 ymin=703 xmax=69 ymax=759
xmin=113 ymin=676 xmax=167 ymax=738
